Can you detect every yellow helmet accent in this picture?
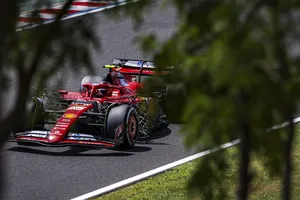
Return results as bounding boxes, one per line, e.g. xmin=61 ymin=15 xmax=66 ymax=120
xmin=104 ymin=65 xmax=116 ymax=68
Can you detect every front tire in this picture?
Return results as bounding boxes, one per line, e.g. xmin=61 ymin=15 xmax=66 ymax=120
xmin=106 ymin=105 xmax=139 ymax=148
xmin=123 ymin=108 xmax=139 ymax=148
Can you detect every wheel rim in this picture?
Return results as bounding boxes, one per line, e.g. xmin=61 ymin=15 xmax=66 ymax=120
xmin=128 ymin=115 xmax=137 ymax=140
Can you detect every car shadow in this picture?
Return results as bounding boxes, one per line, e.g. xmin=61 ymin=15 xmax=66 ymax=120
xmin=7 ymin=146 xmax=135 ymax=157
xmin=112 ymin=145 xmax=152 ymax=153
xmin=137 ymin=127 xmax=172 ymax=146
xmin=7 ymin=143 xmax=153 ymax=156
xmin=149 ymin=127 xmax=172 ymax=140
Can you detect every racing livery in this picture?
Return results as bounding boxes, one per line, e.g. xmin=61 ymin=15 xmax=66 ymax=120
xmin=14 ymin=58 xmax=170 ymax=149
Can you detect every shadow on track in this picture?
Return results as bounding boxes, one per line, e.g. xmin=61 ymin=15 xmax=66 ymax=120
xmin=7 ymin=144 xmax=153 ymax=156
xmin=149 ymin=127 xmax=172 ymax=140
xmin=6 ymin=146 xmax=135 ymax=157
xmin=113 ymin=145 xmax=153 ymax=153
xmin=137 ymin=127 xmax=172 ymax=146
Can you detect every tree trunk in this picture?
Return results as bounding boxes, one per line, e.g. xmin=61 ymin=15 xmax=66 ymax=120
xmin=237 ymin=124 xmax=251 ymax=200
xmin=0 ymin=1 xmax=18 ymax=198
xmin=270 ymin=0 xmax=294 ymax=198
xmin=282 ymin=116 xmax=295 ymax=200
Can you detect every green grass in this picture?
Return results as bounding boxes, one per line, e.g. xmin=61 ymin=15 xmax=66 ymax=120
xmin=95 ymin=129 xmax=300 ymax=200
xmin=95 ymin=162 xmax=195 ymax=200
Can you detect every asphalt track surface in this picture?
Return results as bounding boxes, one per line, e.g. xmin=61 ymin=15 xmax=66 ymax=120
xmin=1 ymin=2 xmax=195 ymax=200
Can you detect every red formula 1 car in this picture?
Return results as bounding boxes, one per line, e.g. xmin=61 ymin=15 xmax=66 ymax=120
xmin=14 ymin=58 xmax=170 ymax=149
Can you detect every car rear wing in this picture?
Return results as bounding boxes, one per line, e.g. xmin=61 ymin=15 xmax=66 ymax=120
xmin=103 ymin=58 xmax=173 ymax=76
xmin=114 ymin=58 xmax=155 ymax=68
xmin=103 ymin=58 xmax=155 ymax=69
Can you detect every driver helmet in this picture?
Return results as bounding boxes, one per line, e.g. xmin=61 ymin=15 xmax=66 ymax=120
xmin=98 ymin=80 xmax=111 ymax=95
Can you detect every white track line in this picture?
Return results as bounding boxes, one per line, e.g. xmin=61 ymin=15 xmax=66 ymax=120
xmin=70 ymin=140 xmax=240 ymax=200
xmin=267 ymin=116 xmax=300 ymax=131
xmin=71 ymin=116 xmax=300 ymax=200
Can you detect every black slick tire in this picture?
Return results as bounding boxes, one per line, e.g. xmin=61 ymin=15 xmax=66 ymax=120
xmin=106 ymin=104 xmax=139 ymax=148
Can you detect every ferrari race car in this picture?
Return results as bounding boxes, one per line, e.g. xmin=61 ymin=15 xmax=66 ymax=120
xmin=14 ymin=58 xmax=170 ymax=149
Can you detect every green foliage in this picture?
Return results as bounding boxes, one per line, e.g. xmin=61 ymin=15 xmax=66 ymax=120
xmin=95 ymin=127 xmax=300 ymax=200
xmin=0 ymin=0 xmax=99 ymax=137
xmin=126 ymin=0 xmax=300 ymax=199
xmin=0 ymin=0 xmax=100 ymax=196
xmin=188 ymin=150 xmax=230 ymax=200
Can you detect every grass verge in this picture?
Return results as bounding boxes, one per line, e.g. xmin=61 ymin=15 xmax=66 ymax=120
xmin=95 ymin=128 xmax=300 ymax=200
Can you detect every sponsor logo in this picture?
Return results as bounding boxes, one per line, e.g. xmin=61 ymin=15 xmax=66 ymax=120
xmin=48 ymin=135 xmax=57 ymax=141
xmin=68 ymin=133 xmax=97 ymax=141
xmin=53 ymin=127 xmax=66 ymax=130
xmin=61 ymin=119 xmax=71 ymax=122
xmin=67 ymin=106 xmax=86 ymax=111
xmin=51 ymin=130 xmax=62 ymax=135
xmin=57 ymin=122 xmax=69 ymax=125
xmin=55 ymin=124 xmax=68 ymax=128
xmin=63 ymin=113 xmax=77 ymax=119
xmin=79 ymin=116 xmax=88 ymax=119
xmin=137 ymin=61 xmax=143 ymax=67
xmin=73 ymin=133 xmax=82 ymax=139
xmin=27 ymin=134 xmax=47 ymax=138
xmin=112 ymin=91 xmax=119 ymax=96
xmin=115 ymin=123 xmax=124 ymax=138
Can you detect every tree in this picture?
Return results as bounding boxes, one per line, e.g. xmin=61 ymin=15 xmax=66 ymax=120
xmin=1 ymin=0 xmax=299 ymax=199
xmin=0 ymin=0 xmax=154 ymax=197
xmin=0 ymin=0 xmax=101 ymax=197
xmin=0 ymin=0 xmax=152 ymax=197
xmin=131 ymin=0 xmax=300 ymax=199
